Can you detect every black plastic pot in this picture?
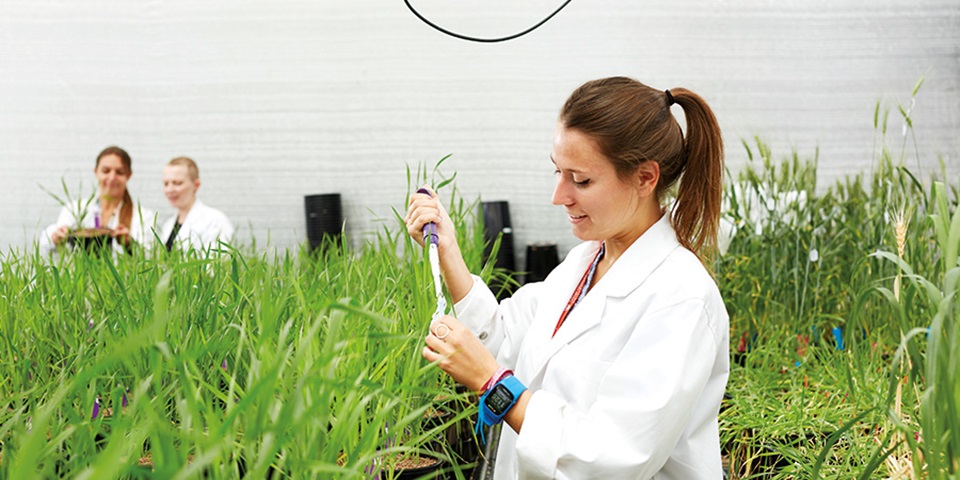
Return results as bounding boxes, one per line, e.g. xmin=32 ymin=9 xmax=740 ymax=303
xmin=524 ymin=243 xmax=559 ymax=284
xmin=67 ymin=228 xmax=113 ymax=256
xmin=424 ymin=409 xmax=457 ymax=455
xmin=482 ymin=201 xmax=517 ymax=299
xmin=423 ymin=389 xmax=480 ymax=479
xmin=481 ymin=201 xmax=516 ymax=272
xmin=304 ymin=193 xmax=343 ymax=252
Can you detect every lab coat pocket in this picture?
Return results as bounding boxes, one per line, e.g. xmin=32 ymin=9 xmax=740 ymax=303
xmin=545 ymin=344 xmax=612 ymax=409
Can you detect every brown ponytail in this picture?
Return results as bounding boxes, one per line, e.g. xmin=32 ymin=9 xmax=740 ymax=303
xmin=669 ymin=88 xmax=724 ymax=266
xmin=559 ymin=77 xmax=724 ymax=266
xmin=120 ymin=188 xmax=134 ymax=230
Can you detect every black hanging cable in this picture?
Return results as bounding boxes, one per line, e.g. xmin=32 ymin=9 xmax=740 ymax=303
xmin=403 ymin=0 xmax=574 ymax=43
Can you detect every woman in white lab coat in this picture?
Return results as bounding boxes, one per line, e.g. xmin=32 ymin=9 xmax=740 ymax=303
xmin=40 ymin=146 xmax=156 ymax=256
xmin=406 ymin=77 xmax=729 ymax=479
xmin=159 ymin=156 xmax=234 ymax=252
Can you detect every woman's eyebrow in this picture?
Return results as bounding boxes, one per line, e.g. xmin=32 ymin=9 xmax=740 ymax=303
xmin=550 ymin=156 xmax=586 ymax=174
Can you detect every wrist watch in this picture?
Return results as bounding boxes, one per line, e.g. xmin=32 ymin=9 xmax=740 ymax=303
xmin=479 ymin=375 xmax=527 ymax=426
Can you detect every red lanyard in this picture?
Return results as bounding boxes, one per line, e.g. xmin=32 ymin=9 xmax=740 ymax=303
xmin=553 ymin=244 xmax=605 ymax=337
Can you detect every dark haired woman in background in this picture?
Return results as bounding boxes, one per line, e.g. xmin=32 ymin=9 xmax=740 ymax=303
xmin=40 ymin=146 xmax=156 ymax=256
xmin=406 ymin=77 xmax=729 ymax=479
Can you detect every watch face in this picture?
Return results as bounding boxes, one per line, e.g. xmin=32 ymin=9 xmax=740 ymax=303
xmin=484 ymin=383 xmax=515 ymax=415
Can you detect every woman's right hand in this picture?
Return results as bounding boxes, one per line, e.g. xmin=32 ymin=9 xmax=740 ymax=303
xmin=50 ymin=225 xmax=69 ymax=245
xmin=404 ymin=186 xmax=474 ymax=303
xmin=404 ymin=186 xmax=459 ymax=254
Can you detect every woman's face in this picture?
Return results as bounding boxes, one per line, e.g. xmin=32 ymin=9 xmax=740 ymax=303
xmin=95 ymin=154 xmax=130 ymax=201
xmin=163 ymin=164 xmax=199 ymax=211
xmin=550 ymin=125 xmax=650 ymax=244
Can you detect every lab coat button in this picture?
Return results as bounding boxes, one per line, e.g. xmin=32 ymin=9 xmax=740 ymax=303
xmin=479 ymin=332 xmax=489 ymax=340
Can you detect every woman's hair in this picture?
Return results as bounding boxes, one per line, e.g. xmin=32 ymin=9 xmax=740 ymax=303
xmin=167 ymin=156 xmax=200 ymax=181
xmin=559 ymin=76 xmax=724 ymax=265
xmin=96 ymin=146 xmax=134 ymax=230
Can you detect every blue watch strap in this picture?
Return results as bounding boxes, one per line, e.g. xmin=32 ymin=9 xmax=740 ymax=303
xmin=476 ymin=375 xmax=527 ymax=443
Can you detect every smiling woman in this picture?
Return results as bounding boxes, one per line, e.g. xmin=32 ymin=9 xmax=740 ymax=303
xmin=39 ymin=146 xmax=157 ymax=257
xmin=406 ymin=76 xmax=728 ymax=479
xmin=160 ymin=156 xmax=234 ymax=253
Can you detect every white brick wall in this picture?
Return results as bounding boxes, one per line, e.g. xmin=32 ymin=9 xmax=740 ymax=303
xmin=2 ymin=0 xmax=958 ymax=265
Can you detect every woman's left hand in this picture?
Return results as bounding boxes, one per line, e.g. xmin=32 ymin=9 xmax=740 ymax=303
xmin=111 ymin=224 xmax=131 ymax=245
xmin=423 ymin=315 xmax=500 ymax=392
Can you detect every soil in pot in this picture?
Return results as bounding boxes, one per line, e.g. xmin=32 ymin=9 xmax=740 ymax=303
xmin=389 ymin=454 xmax=444 ymax=480
xmin=68 ymin=228 xmax=114 ymax=255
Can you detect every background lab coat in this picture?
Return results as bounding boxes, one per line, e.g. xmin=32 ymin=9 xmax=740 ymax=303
xmin=454 ymin=214 xmax=729 ymax=480
xmin=39 ymin=199 xmax=156 ymax=257
xmin=159 ymin=200 xmax=234 ymax=251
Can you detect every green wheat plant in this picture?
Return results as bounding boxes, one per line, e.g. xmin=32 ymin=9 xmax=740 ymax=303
xmin=1 ymin=100 xmax=956 ymax=479
xmin=719 ymin=80 xmax=958 ymax=479
xmin=0 ymin=158 xmax=501 ymax=479
xmin=38 ymin=178 xmax=99 ymax=229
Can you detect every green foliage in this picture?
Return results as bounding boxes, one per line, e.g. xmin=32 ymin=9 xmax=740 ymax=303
xmin=0 ymin=159 xmax=500 ymax=478
xmin=719 ymin=82 xmax=958 ymax=478
xmin=2 ymin=97 xmax=956 ymax=478
xmin=39 ymin=178 xmax=99 ymax=228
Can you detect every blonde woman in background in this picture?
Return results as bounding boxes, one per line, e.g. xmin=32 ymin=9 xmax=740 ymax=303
xmin=160 ymin=156 xmax=234 ymax=252
xmin=40 ymin=146 xmax=156 ymax=256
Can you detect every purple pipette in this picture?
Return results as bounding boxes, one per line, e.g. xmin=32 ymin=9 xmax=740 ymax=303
xmin=416 ymin=188 xmax=446 ymax=321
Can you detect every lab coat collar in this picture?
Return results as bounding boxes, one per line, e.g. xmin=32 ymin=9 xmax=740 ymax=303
xmin=181 ymin=199 xmax=206 ymax=225
xmin=534 ymin=213 xmax=682 ymax=364
xmin=594 ymin=212 xmax=682 ymax=298
xmin=162 ymin=199 xmax=205 ymax=242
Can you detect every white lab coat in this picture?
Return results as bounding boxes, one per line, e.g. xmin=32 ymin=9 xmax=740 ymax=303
xmin=454 ymin=214 xmax=729 ymax=480
xmin=159 ymin=200 xmax=234 ymax=252
xmin=39 ymin=199 xmax=156 ymax=257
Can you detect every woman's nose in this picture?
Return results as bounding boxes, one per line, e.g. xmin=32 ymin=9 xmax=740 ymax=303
xmin=551 ymin=177 xmax=571 ymax=206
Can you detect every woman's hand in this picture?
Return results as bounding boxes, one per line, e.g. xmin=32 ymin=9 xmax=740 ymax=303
xmin=111 ymin=224 xmax=132 ymax=246
xmin=423 ymin=315 xmax=500 ymax=392
xmin=50 ymin=225 xmax=70 ymax=245
xmin=404 ymin=186 xmax=460 ymax=253
xmin=405 ymin=186 xmax=476 ymax=303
